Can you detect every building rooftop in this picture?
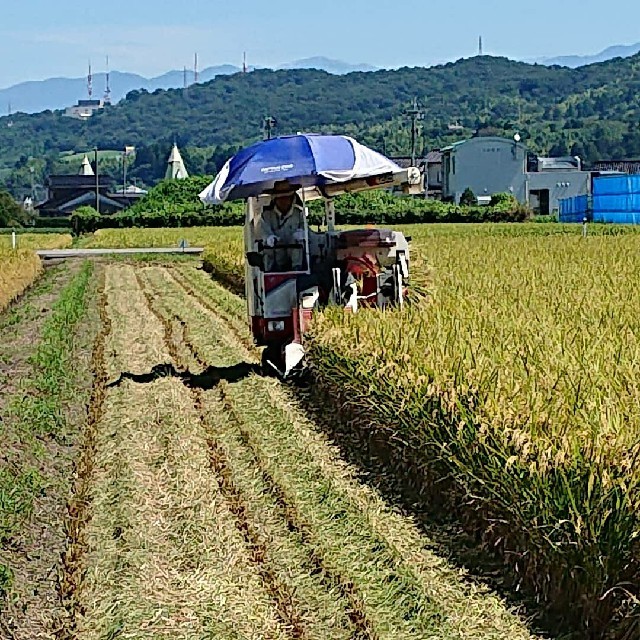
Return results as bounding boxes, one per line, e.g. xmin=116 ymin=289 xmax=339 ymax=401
xmin=79 ymin=155 xmax=94 ymax=176
xmin=166 ymin=144 xmax=189 ymax=180
xmin=536 ymin=156 xmax=581 ymax=171
xmin=425 ymin=151 xmax=442 ymax=164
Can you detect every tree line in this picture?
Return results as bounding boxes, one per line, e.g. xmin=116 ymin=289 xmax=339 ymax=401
xmin=3 ymin=54 xmax=640 ymax=197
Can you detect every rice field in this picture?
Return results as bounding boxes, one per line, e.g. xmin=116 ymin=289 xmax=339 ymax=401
xmin=0 ymin=249 xmax=42 ymax=311
xmin=197 ymin=222 xmax=640 ymax=637
xmin=0 ymin=233 xmax=72 ymax=311
xmin=306 ymin=230 xmax=640 ymax=636
xmin=0 ymin=255 xmax=537 ymax=639
xmin=2 ymin=221 xmax=639 ymax=638
xmin=77 ymin=226 xmax=242 ymax=249
xmin=0 ymin=233 xmax=73 ymax=250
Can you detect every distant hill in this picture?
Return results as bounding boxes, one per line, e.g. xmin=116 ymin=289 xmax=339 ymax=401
xmin=3 ymin=54 xmax=640 ymax=193
xmin=538 ymin=43 xmax=640 ymax=68
xmin=0 ymin=59 xmax=379 ymax=115
xmin=276 ymin=57 xmax=377 ymax=74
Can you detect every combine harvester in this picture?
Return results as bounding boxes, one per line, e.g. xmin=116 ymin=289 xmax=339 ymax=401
xmin=200 ymin=133 xmax=423 ymax=377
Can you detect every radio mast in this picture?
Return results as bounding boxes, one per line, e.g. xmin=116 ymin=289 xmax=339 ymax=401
xmin=104 ymin=55 xmax=112 ymax=105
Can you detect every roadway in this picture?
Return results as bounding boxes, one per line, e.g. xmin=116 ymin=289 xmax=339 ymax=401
xmin=36 ymin=247 xmax=204 ymax=260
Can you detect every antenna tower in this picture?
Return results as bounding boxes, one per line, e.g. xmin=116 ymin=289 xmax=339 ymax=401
xmin=183 ymin=66 xmax=188 ymax=89
xmin=104 ymin=55 xmax=112 ymax=104
xmin=243 ymin=52 xmax=247 ymax=73
xmin=88 ymin=60 xmax=93 ymax=98
xmin=479 ymin=36 xmax=483 ymax=56
xmin=194 ymin=52 xmax=199 ymax=83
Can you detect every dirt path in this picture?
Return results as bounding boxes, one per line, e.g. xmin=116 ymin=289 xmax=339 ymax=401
xmin=60 ymin=263 xmax=536 ymax=640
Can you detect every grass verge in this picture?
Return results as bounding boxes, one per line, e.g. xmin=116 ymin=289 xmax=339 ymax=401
xmin=0 ymin=262 xmax=93 ymax=600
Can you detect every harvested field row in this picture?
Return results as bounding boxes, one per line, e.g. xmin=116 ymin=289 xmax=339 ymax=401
xmin=142 ymin=264 xmax=537 ymax=639
xmin=103 ymin=264 xmax=172 ymax=383
xmin=59 ymin=262 xmax=536 ymax=640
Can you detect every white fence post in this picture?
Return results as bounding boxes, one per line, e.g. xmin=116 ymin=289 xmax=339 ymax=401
xmin=11 ymin=230 xmax=16 ymax=250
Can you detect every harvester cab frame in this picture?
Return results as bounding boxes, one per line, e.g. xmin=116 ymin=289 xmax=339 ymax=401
xmin=244 ymin=167 xmax=423 ymax=377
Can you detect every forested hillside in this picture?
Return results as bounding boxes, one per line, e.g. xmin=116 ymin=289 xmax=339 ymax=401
xmin=3 ymin=54 xmax=640 ymax=195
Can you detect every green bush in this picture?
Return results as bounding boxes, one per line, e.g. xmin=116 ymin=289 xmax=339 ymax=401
xmin=71 ymin=182 xmax=533 ymax=234
xmin=459 ymin=187 xmax=478 ymax=206
xmin=33 ymin=215 xmax=71 ymax=229
xmin=71 ymin=177 xmax=245 ymax=234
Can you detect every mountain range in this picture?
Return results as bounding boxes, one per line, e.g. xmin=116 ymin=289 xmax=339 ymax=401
xmin=537 ymin=43 xmax=640 ymax=68
xmin=1 ymin=57 xmax=377 ymax=115
xmin=3 ymin=43 xmax=640 ymax=116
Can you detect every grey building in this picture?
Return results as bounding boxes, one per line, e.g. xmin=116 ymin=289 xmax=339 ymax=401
xmin=425 ymin=151 xmax=443 ymax=196
xmin=441 ymin=136 xmax=591 ymax=214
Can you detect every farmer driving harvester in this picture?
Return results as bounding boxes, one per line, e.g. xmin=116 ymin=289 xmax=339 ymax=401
xmin=257 ymin=180 xmax=305 ymax=272
xmin=199 ymin=133 xmax=424 ymax=377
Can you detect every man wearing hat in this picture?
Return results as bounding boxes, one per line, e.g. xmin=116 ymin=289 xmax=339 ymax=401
xmin=257 ymin=180 xmax=306 ymax=272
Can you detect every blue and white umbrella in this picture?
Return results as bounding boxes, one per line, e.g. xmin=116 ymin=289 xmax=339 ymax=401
xmin=199 ymin=133 xmax=401 ymax=204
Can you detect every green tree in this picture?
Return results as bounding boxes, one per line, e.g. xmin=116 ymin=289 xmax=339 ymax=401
xmin=0 ymin=189 xmax=27 ymax=227
xmin=460 ymin=187 xmax=478 ymax=206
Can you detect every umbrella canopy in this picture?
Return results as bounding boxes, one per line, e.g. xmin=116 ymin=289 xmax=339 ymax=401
xmin=199 ymin=134 xmax=401 ymax=204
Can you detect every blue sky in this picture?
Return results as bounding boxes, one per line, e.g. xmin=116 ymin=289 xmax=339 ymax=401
xmin=1 ymin=0 xmax=639 ymax=87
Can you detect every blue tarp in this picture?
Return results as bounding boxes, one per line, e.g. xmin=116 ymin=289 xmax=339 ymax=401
xmin=559 ymin=175 xmax=640 ymax=224
xmin=559 ymin=194 xmax=588 ymax=223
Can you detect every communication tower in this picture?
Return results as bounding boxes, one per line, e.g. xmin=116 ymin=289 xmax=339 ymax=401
xmin=194 ymin=52 xmax=199 ymax=83
xmin=88 ymin=60 xmax=93 ymax=98
xmin=104 ymin=55 xmax=112 ymax=105
xmin=479 ymin=36 xmax=483 ymax=56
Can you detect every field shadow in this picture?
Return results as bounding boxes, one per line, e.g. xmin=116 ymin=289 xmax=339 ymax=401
xmin=107 ymin=362 xmax=261 ymax=390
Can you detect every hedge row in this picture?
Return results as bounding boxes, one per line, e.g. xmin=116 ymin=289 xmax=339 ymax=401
xmin=71 ymin=197 xmax=531 ymax=234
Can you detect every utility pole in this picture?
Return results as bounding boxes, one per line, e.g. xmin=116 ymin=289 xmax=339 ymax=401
xmin=122 ymin=150 xmax=125 ymax=194
xmin=94 ymin=147 xmax=100 ymax=214
xmin=122 ymin=145 xmax=134 ymax=193
xmin=404 ymin=97 xmax=425 ymax=167
xmin=263 ymin=116 xmax=277 ymax=140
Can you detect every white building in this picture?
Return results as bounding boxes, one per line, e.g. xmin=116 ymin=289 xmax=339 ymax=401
xmin=64 ymin=99 xmax=105 ymax=120
xmin=165 ymin=144 xmax=189 ymax=180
